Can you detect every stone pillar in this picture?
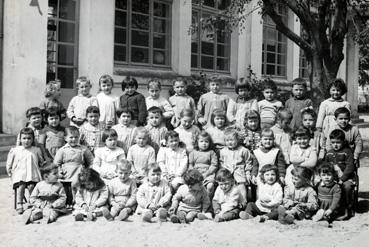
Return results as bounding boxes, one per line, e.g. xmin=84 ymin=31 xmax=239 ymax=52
xmin=171 ymin=0 xmax=191 ymax=76
xmin=78 ymin=0 xmax=115 ymax=94
xmin=230 ymin=20 xmax=247 ymax=79
xmin=2 ymin=0 xmax=48 ymax=134
xmin=291 ymin=14 xmax=300 ymax=80
xmin=247 ymin=0 xmax=263 ymax=77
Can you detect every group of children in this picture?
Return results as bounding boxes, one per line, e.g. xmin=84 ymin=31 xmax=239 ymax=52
xmin=6 ymin=74 xmax=363 ymax=227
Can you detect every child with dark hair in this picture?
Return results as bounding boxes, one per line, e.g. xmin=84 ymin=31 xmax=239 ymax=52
xmin=43 ymin=107 xmax=65 ymax=159
xmin=118 ymin=76 xmax=147 ymax=126
xmin=326 ymin=107 xmax=363 ymax=166
xmin=79 ymin=106 xmax=106 ymax=153
xmin=227 ymin=78 xmax=258 ymax=130
xmin=93 ymin=129 xmax=126 ymax=181
xmin=285 ymin=78 xmax=313 ymax=130
xmin=73 ymin=168 xmax=109 ymax=221
xmin=242 ymin=110 xmax=262 ymax=151
xmin=40 ymin=80 xmax=66 ymax=122
xmin=316 ymin=78 xmax=350 ymax=137
xmin=146 ymin=79 xmax=174 ymax=121
xmin=96 ymin=74 xmax=118 ymax=127
xmin=24 ymin=164 xmax=66 ymax=224
xmin=157 ymin=131 xmax=188 ymax=191
xmin=174 ymin=108 xmax=200 ymax=152
xmin=169 ymin=78 xmax=196 ymax=128
xmin=271 ymin=108 xmax=293 ymax=164
xmin=169 ymin=169 xmax=210 ymax=223
xmin=312 ymin=162 xmax=341 ymax=225
xmin=324 ymin=129 xmax=355 ymax=220
xmin=213 ymin=168 xmax=246 ymax=222
xmin=145 ymin=106 xmax=168 ymax=154
xmin=136 ymin=163 xmax=172 ymax=223
xmin=240 ymin=165 xmax=282 ymax=222
xmin=206 ymin=109 xmax=228 ymax=152
xmin=112 ymin=108 xmax=138 ymax=154
xmin=258 ymin=79 xmax=283 ymax=129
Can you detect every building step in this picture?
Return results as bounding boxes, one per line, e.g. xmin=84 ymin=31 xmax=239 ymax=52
xmin=0 ymin=145 xmax=13 ymax=162
xmin=0 ymin=134 xmax=17 ymax=146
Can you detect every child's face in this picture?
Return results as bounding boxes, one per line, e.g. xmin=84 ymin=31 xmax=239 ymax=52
xmin=214 ymin=116 xmax=226 ymax=129
xmin=147 ymin=112 xmax=162 ymax=127
xmin=247 ymin=118 xmax=259 ymax=130
xmin=78 ymin=82 xmax=91 ymax=96
xmin=21 ymin=134 xmax=33 ymax=148
xmin=117 ymin=167 xmax=131 ymax=183
xmin=65 ymin=132 xmax=79 ymax=147
xmin=198 ymin=137 xmax=210 ymax=151
xmin=225 ymin=135 xmax=238 ymax=149
xmin=87 ymin=112 xmax=99 ymax=126
xmin=238 ymin=88 xmax=250 ymax=98
xmin=209 ymin=81 xmax=221 ymax=93
xmin=261 ymin=135 xmax=274 ymax=149
xmin=292 ymin=84 xmax=306 ymax=99
xmin=278 ymin=117 xmax=291 ymax=130
xmin=329 ymin=86 xmax=342 ymax=99
xmin=148 ymin=87 xmax=160 ymax=99
xmin=29 ymin=114 xmax=42 ymax=127
xmin=302 ymin=114 xmax=315 ymax=129
xmin=135 ymin=133 xmax=148 ymax=147
xmin=320 ymin=171 xmax=334 ymax=186
xmin=105 ymin=136 xmax=118 ymax=149
xmin=263 ymin=170 xmax=277 ymax=185
xmin=330 ymin=138 xmax=344 ymax=151
xmin=167 ymin=136 xmax=180 ymax=150
xmin=125 ymin=85 xmax=137 ymax=96
xmin=174 ymin=81 xmax=186 ymax=96
xmin=100 ymin=81 xmax=113 ymax=94
xmin=292 ymin=175 xmax=305 ymax=188
xmin=180 ymin=116 xmax=193 ymax=129
xmin=85 ymin=181 xmax=96 ymax=191
xmin=47 ymin=115 xmax=60 ymax=128
xmin=44 ymin=169 xmax=59 ymax=183
xmin=119 ymin=112 xmax=132 ymax=126
xmin=263 ymin=88 xmax=275 ymax=101
xmin=188 ymin=182 xmax=202 ymax=191
xmin=218 ymin=179 xmax=233 ymax=193
xmin=335 ymin=113 xmax=350 ymax=129
xmin=296 ymin=136 xmax=310 ymax=149
xmin=147 ymin=169 xmax=161 ymax=184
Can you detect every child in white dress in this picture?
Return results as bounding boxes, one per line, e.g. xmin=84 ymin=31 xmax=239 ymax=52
xmin=96 ymin=74 xmax=118 ymax=127
xmin=112 ymin=108 xmax=137 ymax=154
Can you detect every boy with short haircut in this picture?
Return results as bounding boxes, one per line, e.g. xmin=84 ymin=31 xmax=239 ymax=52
xmin=285 ymin=78 xmax=313 ymax=130
xmin=118 ymin=76 xmax=147 ymax=126
xmin=145 ymin=79 xmax=174 ymax=121
xmin=258 ymin=79 xmax=283 ymax=129
xmin=145 ymin=106 xmax=168 ymax=154
xmin=324 ymin=129 xmax=356 ymax=220
xmin=79 ymin=106 xmax=106 ymax=153
xmin=213 ymin=168 xmax=246 ymax=222
xmin=326 ymin=107 xmax=363 ymax=166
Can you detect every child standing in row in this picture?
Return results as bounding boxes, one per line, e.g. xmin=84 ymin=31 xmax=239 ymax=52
xmin=96 ymin=74 xmax=118 ymax=127
xmin=112 ymin=109 xmax=137 ymax=154
xmin=145 ymin=107 xmax=168 ymax=154
xmin=271 ymin=108 xmax=293 ymax=165
xmin=43 ymin=107 xmax=65 ymax=159
xmin=7 ymin=128 xmax=44 ymax=214
xmin=258 ymin=79 xmax=283 ymax=129
xmin=206 ymin=109 xmax=228 ymax=152
xmin=67 ymin=76 xmax=98 ymax=127
xmin=242 ymin=110 xmax=262 ymax=152
xmin=174 ymin=109 xmax=200 ymax=153
xmin=118 ymin=76 xmax=147 ymax=127
xmin=145 ymin=79 xmax=174 ymax=121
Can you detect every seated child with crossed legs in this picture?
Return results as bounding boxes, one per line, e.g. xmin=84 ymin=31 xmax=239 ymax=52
xmin=213 ymin=168 xmax=246 ymax=222
xmin=169 ymin=169 xmax=211 ymax=223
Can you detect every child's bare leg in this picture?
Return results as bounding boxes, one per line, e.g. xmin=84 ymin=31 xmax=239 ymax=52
xmin=16 ymin=184 xmax=26 ymax=214
xmin=185 ymin=211 xmax=198 ymax=223
xmin=221 ymin=209 xmax=240 ymax=221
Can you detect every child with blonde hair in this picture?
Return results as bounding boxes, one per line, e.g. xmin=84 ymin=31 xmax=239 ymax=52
xmin=145 ymin=79 xmax=174 ymax=121
xmin=136 ymin=163 xmax=172 ymax=222
xmin=258 ymin=79 xmax=283 ymax=129
xmin=7 ymin=127 xmax=44 ymax=214
xmin=67 ymin=76 xmax=98 ymax=127
xmin=96 ymin=74 xmax=118 ymax=127
xmin=40 ymin=80 xmax=66 ymax=122
xmin=174 ymin=108 xmax=200 ymax=153
xmin=169 ymin=169 xmax=210 ymax=223
xmin=112 ymin=108 xmax=138 ymax=154
xmin=145 ymin=106 xmax=168 ymax=154
xmin=206 ymin=109 xmax=228 ymax=152
xmin=23 ymin=164 xmax=66 ymax=224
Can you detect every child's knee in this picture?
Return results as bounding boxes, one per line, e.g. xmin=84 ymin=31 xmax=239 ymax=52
xmin=185 ymin=211 xmax=198 ymax=222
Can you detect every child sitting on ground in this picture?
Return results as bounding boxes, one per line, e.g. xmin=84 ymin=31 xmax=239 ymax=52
xmin=73 ymin=168 xmax=109 ymax=221
xmin=174 ymin=108 xmax=200 ymax=153
xmin=169 ymin=169 xmax=210 ymax=223
xmin=258 ymin=79 xmax=283 ymax=129
xmin=24 ymin=164 xmax=66 ymax=224
xmin=112 ymin=108 xmax=138 ymax=154
xmin=103 ymin=160 xmax=137 ymax=221
xmin=43 ymin=107 xmax=65 ymax=159
xmin=136 ymin=163 xmax=172 ymax=223
xmin=157 ymin=131 xmax=188 ymax=191
xmin=239 ymin=165 xmax=283 ymax=222
xmin=145 ymin=106 xmax=168 ymax=154
xmin=242 ymin=110 xmax=262 ymax=152
xmin=212 ymin=168 xmax=246 ymax=222
xmin=271 ymin=108 xmax=293 ymax=165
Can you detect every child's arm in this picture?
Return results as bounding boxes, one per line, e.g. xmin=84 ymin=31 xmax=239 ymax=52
xmin=148 ymin=147 xmax=156 ymax=164
xmin=83 ymin=148 xmax=94 ymax=168
xmin=282 ymin=185 xmax=295 ymax=208
xmin=75 ymin=189 xmax=86 ymax=208
xmin=188 ymin=151 xmax=195 ymax=169
xmin=353 ymin=126 xmax=363 ymax=161
xmin=266 ymin=184 xmax=283 ymax=208
xmin=226 ymin=99 xmax=237 ymax=124
xmin=136 ymin=184 xmax=148 ymax=209
xmin=92 ymin=152 xmax=103 ymax=176
xmin=251 ymin=155 xmax=259 ymax=184
xmin=5 ymin=148 xmax=15 ymax=176
xmin=318 ymin=133 xmax=326 ymax=160
xmin=126 ymin=181 xmax=138 ymax=208
xmin=108 ymin=183 xmax=119 ymax=207
xmin=158 ymin=181 xmax=172 ymax=208
xmin=169 ymin=186 xmax=183 ymax=213
xmin=66 ymin=97 xmax=76 ymax=120
xmin=251 ymin=99 xmax=258 ymax=113
xmin=137 ymin=94 xmax=148 ymax=126
xmin=204 ymin=150 xmax=218 ymax=177
xmin=52 ymin=184 xmax=67 ymax=209
xmin=212 ymin=192 xmax=222 ymax=215
xmin=316 ymin=101 xmax=326 ymax=131
xmin=289 ymin=145 xmax=305 ymax=165
xmin=340 ymin=150 xmax=355 ymax=182
xmin=94 ymin=186 xmax=109 ymax=208
xmin=329 ymin=184 xmax=342 ymax=212
xmin=176 ymin=149 xmax=188 ymax=177
xmin=29 ymin=183 xmax=41 ymax=206
xmin=300 ymin=148 xmax=317 ymax=169
xmin=275 ymin=150 xmax=286 ymax=183
xmin=197 ymin=96 xmax=206 ymax=125
xmin=59 ymin=102 xmax=67 ymax=121
xmin=201 ymin=189 xmax=211 ymax=213
xmin=157 ymin=148 xmax=168 ymax=176
xmin=302 ymin=187 xmax=318 ymax=211
xmin=161 ymin=99 xmax=174 ymax=119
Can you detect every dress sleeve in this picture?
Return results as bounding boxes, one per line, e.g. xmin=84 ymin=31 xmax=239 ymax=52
xmin=226 ymin=99 xmax=236 ymax=123
xmin=305 ymin=188 xmax=318 ymax=211
xmin=300 ymin=148 xmax=317 ymax=169
xmin=6 ymin=148 xmax=16 ymax=175
xmin=316 ymin=101 xmax=326 ymax=129
xmin=95 ymin=186 xmax=109 ymax=207
xmin=126 ymin=181 xmax=138 ymax=207
xmin=176 ymin=149 xmax=188 ymax=177
xmin=52 ymin=184 xmax=67 ymax=209
xmin=67 ymin=97 xmax=76 ymax=119
xmin=162 ymin=99 xmax=174 ymax=119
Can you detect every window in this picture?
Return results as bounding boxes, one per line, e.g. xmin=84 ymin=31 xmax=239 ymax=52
xmin=299 ymin=49 xmax=309 ymax=79
xmin=114 ymin=0 xmax=171 ymax=67
xmin=191 ymin=0 xmax=231 ymax=72
xmin=47 ymin=0 xmax=79 ymax=89
xmin=262 ymin=5 xmax=287 ymax=77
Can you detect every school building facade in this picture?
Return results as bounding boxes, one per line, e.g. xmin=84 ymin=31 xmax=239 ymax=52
xmin=1 ymin=0 xmax=360 ymax=134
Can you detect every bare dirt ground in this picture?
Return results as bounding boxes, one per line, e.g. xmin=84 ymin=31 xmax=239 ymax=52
xmin=0 ymin=158 xmax=368 ymax=247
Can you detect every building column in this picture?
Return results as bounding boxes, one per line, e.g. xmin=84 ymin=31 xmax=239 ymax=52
xmin=291 ymin=14 xmax=300 ymax=80
xmin=2 ymin=0 xmax=48 ymax=134
xmin=78 ymin=0 xmax=115 ymax=92
xmin=230 ymin=19 xmax=247 ymax=79
xmin=247 ymin=0 xmax=263 ymax=77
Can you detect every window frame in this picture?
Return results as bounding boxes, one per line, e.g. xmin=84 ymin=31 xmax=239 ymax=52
xmin=114 ymin=0 xmax=172 ymax=69
xmin=299 ymin=49 xmax=309 ymax=79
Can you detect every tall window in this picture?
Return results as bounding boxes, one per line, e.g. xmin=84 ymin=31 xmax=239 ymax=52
xmin=299 ymin=49 xmax=309 ymax=79
xmin=262 ymin=5 xmax=287 ymax=77
xmin=47 ymin=0 xmax=79 ymax=89
xmin=191 ymin=0 xmax=231 ymax=72
xmin=114 ymin=0 xmax=171 ymax=67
